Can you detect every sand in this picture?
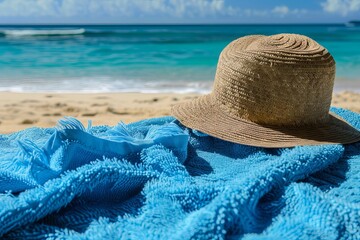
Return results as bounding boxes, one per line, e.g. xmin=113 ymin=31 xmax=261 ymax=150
xmin=0 ymin=91 xmax=359 ymax=134
xmin=0 ymin=92 xmax=199 ymax=134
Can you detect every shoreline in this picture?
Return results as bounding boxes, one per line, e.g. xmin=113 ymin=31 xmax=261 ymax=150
xmin=0 ymin=79 xmax=359 ymax=94
xmin=0 ymin=91 xmax=359 ymax=134
xmin=333 ymin=80 xmax=360 ymax=93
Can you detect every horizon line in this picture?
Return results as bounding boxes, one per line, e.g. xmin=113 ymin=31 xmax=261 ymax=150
xmin=0 ymin=22 xmax=350 ymax=26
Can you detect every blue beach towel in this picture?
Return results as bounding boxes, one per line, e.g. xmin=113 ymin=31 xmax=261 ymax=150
xmin=0 ymin=107 xmax=359 ymax=239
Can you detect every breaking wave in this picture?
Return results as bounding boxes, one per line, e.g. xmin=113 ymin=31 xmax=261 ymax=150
xmin=0 ymin=28 xmax=85 ymax=36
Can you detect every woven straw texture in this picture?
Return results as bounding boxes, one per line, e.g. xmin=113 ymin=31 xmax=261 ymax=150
xmin=172 ymin=33 xmax=360 ymax=147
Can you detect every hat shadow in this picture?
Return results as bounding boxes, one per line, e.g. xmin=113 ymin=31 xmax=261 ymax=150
xmin=184 ymin=144 xmax=214 ymax=176
xmin=183 ymin=130 xmax=285 ymax=177
xmin=299 ymin=142 xmax=358 ymax=190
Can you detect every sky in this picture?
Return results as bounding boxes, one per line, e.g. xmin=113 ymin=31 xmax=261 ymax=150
xmin=0 ymin=0 xmax=359 ymax=24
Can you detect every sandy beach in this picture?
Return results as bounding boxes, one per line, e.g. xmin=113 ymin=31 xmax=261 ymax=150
xmin=0 ymin=91 xmax=359 ymax=134
xmin=0 ymin=92 xmax=199 ymax=134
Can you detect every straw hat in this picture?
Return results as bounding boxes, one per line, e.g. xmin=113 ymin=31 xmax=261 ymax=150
xmin=171 ymin=34 xmax=360 ymax=148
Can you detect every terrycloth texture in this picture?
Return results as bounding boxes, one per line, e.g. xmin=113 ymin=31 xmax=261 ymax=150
xmin=0 ymin=107 xmax=359 ymax=239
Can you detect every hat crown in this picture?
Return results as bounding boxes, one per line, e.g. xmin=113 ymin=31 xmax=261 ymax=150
xmin=213 ymin=34 xmax=335 ymax=126
xmin=246 ymin=34 xmax=319 ymax=52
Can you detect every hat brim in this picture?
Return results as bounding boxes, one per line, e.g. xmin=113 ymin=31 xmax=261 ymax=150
xmin=171 ymin=94 xmax=360 ymax=148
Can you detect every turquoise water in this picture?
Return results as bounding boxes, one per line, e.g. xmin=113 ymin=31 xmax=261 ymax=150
xmin=0 ymin=24 xmax=359 ymax=92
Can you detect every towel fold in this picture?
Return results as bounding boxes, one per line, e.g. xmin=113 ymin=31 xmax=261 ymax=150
xmin=0 ymin=107 xmax=359 ymax=239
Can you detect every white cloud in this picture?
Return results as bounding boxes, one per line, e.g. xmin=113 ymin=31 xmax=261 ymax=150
xmin=271 ymin=5 xmax=307 ymax=17
xmin=0 ymin=0 xmax=55 ymax=17
xmin=322 ymin=0 xmax=360 ymax=15
xmin=0 ymin=0 xmax=235 ymax=18
xmin=244 ymin=9 xmax=268 ymax=17
xmin=0 ymin=1 xmax=311 ymax=21
xmin=243 ymin=6 xmax=307 ymax=18
xmin=272 ymin=6 xmax=289 ymax=16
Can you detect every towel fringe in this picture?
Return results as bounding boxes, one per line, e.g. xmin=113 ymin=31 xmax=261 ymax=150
xmin=56 ymin=117 xmax=87 ymax=132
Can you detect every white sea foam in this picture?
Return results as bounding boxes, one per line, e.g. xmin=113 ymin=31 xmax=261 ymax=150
xmin=1 ymin=76 xmax=359 ymax=94
xmin=1 ymin=28 xmax=85 ymax=36
xmin=0 ymin=77 xmax=212 ymax=94
xmin=0 ymin=77 xmax=358 ymax=94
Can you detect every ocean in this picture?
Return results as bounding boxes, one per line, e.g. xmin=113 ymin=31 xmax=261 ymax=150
xmin=0 ymin=24 xmax=359 ymax=93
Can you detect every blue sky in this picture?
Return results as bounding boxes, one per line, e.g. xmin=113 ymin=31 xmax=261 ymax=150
xmin=0 ymin=0 xmax=359 ymax=24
